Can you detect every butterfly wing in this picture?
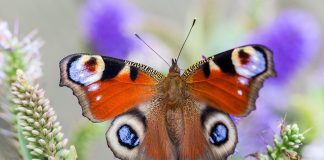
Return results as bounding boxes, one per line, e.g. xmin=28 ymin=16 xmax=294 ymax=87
xmin=59 ymin=54 xmax=165 ymax=122
xmin=182 ymin=45 xmax=275 ymax=116
xmin=106 ymin=101 xmax=177 ymax=160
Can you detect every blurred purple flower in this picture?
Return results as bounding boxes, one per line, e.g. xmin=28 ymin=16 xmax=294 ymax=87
xmin=237 ymin=9 xmax=321 ymax=155
xmin=237 ymin=106 xmax=280 ymax=154
xmin=80 ymin=0 xmax=140 ymax=58
xmin=248 ymin=9 xmax=321 ymax=85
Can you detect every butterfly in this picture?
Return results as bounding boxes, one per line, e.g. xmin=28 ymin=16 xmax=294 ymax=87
xmin=59 ymin=17 xmax=276 ymax=160
xmin=59 ymin=43 xmax=275 ymax=159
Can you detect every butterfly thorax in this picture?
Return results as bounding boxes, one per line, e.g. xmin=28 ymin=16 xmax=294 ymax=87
xmin=159 ymin=73 xmax=188 ymax=106
xmin=158 ymin=60 xmax=189 ymax=108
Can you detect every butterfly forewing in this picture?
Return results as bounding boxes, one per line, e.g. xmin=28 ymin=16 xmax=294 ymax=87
xmin=59 ymin=54 xmax=165 ymax=122
xmin=182 ymin=45 xmax=275 ymax=116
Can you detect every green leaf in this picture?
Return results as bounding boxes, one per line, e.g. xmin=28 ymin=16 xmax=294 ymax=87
xmin=17 ymin=118 xmax=33 ymax=160
xmin=65 ymin=146 xmax=78 ymax=160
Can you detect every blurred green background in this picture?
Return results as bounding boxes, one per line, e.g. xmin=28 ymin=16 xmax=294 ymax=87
xmin=1 ymin=0 xmax=324 ymax=159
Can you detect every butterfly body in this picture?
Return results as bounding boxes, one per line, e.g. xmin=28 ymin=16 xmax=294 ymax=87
xmin=157 ymin=74 xmax=187 ymax=145
xmin=158 ymin=60 xmax=187 ymax=106
xmin=60 ymin=45 xmax=275 ymax=160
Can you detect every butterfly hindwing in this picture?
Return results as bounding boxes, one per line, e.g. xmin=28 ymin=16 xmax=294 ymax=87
xmin=182 ymin=45 xmax=275 ymax=116
xmin=59 ymin=54 xmax=164 ymax=122
xmin=106 ymin=101 xmax=177 ymax=160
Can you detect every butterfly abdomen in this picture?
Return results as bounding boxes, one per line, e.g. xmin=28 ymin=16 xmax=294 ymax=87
xmin=165 ymin=106 xmax=184 ymax=145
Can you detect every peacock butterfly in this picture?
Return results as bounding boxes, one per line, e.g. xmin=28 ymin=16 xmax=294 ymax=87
xmin=59 ymin=19 xmax=275 ymax=160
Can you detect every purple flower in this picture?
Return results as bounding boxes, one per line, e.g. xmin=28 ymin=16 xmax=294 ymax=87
xmin=236 ymin=94 xmax=281 ymax=154
xmin=248 ymin=9 xmax=321 ymax=85
xmin=80 ymin=0 xmax=140 ymax=58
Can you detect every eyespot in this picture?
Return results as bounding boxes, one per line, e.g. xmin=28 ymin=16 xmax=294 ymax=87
xmin=231 ymin=46 xmax=267 ymax=78
xmin=67 ymin=55 xmax=105 ymax=85
xmin=117 ymin=125 xmax=140 ymax=149
xmin=209 ymin=122 xmax=228 ymax=146
xmin=106 ymin=109 xmax=146 ymax=160
xmin=200 ymin=106 xmax=237 ymax=159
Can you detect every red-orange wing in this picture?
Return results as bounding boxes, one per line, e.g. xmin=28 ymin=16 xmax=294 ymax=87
xmin=59 ymin=54 xmax=164 ymax=122
xmin=182 ymin=45 xmax=275 ymax=116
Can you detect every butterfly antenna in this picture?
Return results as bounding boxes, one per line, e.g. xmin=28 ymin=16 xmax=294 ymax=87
xmin=134 ymin=33 xmax=171 ymax=67
xmin=176 ymin=18 xmax=197 ymax=62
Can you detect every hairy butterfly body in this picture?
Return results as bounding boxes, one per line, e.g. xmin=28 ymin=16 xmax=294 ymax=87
xmin=60 ymin=45 xmax=275 ymax=160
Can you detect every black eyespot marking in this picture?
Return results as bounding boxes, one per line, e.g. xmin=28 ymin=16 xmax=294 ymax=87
xmin=202 ymin=62 xmax=210 ymax=78
xmin=124 ymin=108 xmax=147 ymax=129
xmin=213 ymin=50 xmax=236 ymax=74
xmin=200 ymin=106 xmax=216 ymax=128
xmin=238 ymin=50 xmax=250 ymax=65
xmin=66 ymin=55 xmax=83 ymax=86
xmin=117 ymin=125 xmax=140 ymax=149
xmin=209 ymin=122 xmax=228 ymax=146
xmin=130 ymin=66 xmax=139 ymax=81
xmin=101 ymin=57 xmax=125 ymax=81
xmin=85 ymin=57 xmax=97 ymax=72
xmin=86 ymin=57 xmax=97 ymax=65
xmin=253 ymin=45 xmax=266 ymax=54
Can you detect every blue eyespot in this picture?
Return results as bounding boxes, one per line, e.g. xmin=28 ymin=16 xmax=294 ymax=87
xmin=209 ymin=122 xmax=228 ymax=146
xmin=117 ymin=125 xmax=140 ymax=149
